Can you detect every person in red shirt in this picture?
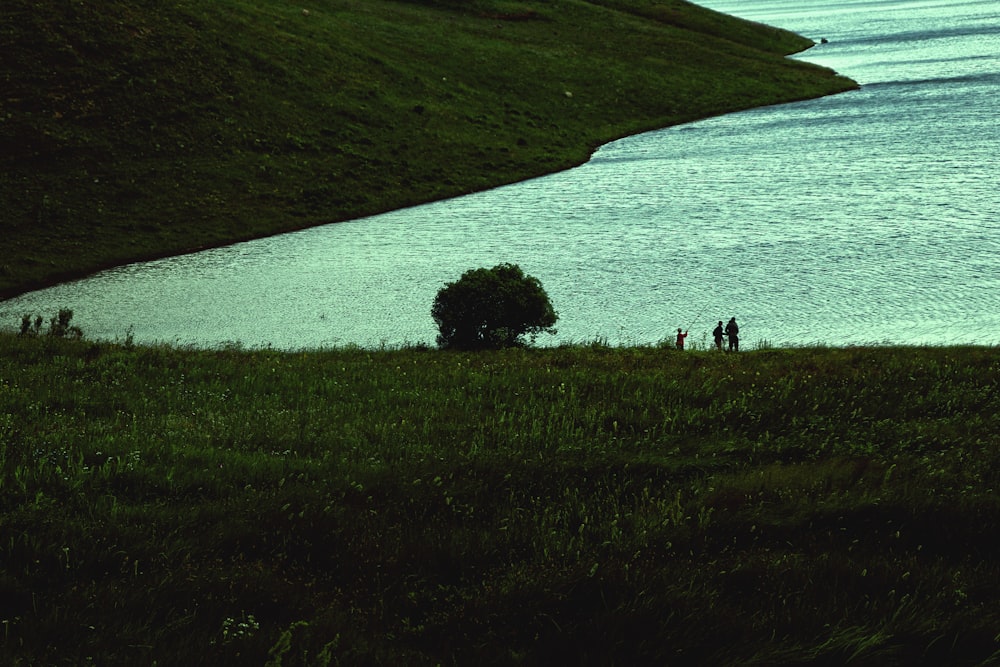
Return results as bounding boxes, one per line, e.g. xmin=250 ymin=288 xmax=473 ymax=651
xmin=675 ymin=328 xmax=689 ymax=350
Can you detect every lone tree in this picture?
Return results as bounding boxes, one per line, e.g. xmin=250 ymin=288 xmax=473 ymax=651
xmin=431 ymin=263 xmax=558 ymax=350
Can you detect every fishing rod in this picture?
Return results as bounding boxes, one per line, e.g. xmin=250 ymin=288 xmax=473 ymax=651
xmin=686 ymin=299 xmax=713 ymax=333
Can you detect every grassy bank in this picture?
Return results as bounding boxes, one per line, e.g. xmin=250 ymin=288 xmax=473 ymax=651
xmin=2 ymin=333 xmax=998 ymax=664
xmin=0 ymin=0 xmax=856 ymax=299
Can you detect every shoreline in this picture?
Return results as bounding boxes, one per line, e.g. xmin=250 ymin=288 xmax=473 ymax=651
xmin=0 ymin=85 xmax=857 ymax=305
xmin=1 ymin=0 xmax=857 ymax=301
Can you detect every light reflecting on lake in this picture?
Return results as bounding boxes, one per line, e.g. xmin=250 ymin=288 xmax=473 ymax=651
xmin=2 ymin=0 xmax=997 ymax=349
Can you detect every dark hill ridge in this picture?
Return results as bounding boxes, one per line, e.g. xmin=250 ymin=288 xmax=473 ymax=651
xmin=0 ymin=0 xmax=857 ymax=299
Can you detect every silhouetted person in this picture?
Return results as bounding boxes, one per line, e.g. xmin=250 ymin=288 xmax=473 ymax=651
xmin=675 ymin=328 xmax=688 ymax=350
xmin=725 ymin=317 xmax=739 ymax=352
xmin=713 ymin=321 xmax=724 ymax=350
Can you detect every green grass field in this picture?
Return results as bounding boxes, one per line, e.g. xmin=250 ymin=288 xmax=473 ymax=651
xmin=6 ymin=1 xmax=978 ymax=663
xmin=2 ymin=332 xmax=998 ymax=664
xmin=1 ymin=0 xmax=855 ymax=299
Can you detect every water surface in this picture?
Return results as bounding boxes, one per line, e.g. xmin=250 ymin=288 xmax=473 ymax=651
xmin=2 ymin=0 xmax=997 ymax=349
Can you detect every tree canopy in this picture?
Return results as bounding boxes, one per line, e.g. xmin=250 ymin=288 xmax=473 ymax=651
xmin=431 ymin=263 xmax=557 ymax=350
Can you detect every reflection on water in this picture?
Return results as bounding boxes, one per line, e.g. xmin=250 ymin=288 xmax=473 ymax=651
xmin=2 ymin=0 xmax=997 ymax=349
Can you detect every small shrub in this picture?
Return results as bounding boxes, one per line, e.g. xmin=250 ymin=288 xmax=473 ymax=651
xmin=19 ymin=314 xmax=43 ymax=336
xmin=18 ymin=309 xmax=82 ymax=338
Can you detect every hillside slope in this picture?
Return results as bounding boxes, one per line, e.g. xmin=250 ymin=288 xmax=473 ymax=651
xmin=0 ymin=0 xmax=857 ymax=298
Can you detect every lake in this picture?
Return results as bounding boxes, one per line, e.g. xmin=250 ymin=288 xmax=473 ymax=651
xmin=2 ymin=0 xmax=997 ymax=349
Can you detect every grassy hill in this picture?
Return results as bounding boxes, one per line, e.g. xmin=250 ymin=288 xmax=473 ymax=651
xmin=1 ymin=0 xmax=856 ymax=299
xmin=2 ymin=334 xmax=998 ymax=664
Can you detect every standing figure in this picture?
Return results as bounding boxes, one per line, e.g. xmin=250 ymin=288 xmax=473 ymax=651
xmin=712 ymin=321 xmax=725 ymax=351
xmin=725 ymin=317 xmax=739 ymax=352
xmin=675 ymin=328 xmax=689 ymax=350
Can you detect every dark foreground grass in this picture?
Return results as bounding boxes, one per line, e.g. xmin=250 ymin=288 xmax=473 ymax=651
xmin=2 ymin=334 xmax=999 ymax=665
xmin=0 ymin=0 xmax=856 ymax=298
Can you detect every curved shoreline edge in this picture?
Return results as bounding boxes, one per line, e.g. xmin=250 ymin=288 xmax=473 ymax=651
xmin=0 ymin=0 xmax=858 ymax=302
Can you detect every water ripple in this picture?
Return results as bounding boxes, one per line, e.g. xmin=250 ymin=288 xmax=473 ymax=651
xmin=1 ymin=0 xmax=997 ymax=349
